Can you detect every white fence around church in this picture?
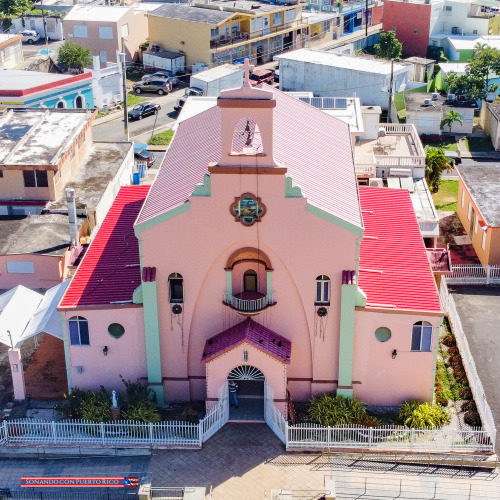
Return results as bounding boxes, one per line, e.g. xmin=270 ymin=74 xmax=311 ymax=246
xmin=446 ymin=264 xmax=500 ymax=285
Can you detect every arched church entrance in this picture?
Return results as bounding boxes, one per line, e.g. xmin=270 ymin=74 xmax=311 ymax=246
xmin=227 ymin=365 xmax=264 ymax=421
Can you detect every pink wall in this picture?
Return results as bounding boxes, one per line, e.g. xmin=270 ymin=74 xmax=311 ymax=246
xmin=0 ymin=254 xmax=64 ymax=290
xmin=62 ymin=306 xmax=147 ymax=393
xmin=231 ymin=261 xmax=267 ymax=296
xmin=382 ymin=2 xmax=432 ymax=58
xmin=353 ymin=309 xmax=441 ymax=405
xmin=139 ymin=171 xmax=359 ymax=403
xmin=372 ymin=5 xmax=384 ymax=26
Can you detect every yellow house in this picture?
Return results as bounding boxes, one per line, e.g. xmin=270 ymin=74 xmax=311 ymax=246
xmin=456 ymin=163 xmax=500 ymax=265
xmin=147 ymin=1 xmax=307 ymax=68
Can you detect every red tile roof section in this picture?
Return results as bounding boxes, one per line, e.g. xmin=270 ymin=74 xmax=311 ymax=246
xmin=59 ymin=186 xmax=150 ymax=308
xmin=137 ymin=88 xmax=362 ymax=230
xmin=0 ymin=72 xmax=92 ymax=97
xmin=358 ymin=187 xmax=441 ymax=313
xmin=202 ymin=317 xmax=291 ymax=364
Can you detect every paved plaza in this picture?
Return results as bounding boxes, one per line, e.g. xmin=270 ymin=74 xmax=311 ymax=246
xmin=1 ymin=424 xmax=500 ymax=499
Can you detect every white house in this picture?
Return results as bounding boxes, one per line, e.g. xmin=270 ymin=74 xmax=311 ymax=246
xmin=89 ymin=55 xmax=123 ymax=109
xmin=0 ymin=34 xmax=23 ymax=69
xmin=10 ymin=14 xmax=64 ymax=41
xmin=275 ymin=49 xmax=411 ymax=110
xmin=405 ymin=92 xmax=477 ymax=135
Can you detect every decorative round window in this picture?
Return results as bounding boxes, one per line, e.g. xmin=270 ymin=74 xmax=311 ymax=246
xmin=375 ymin=327 xmax=391 ymax=343
xmin=108 ymin=323 xmax=125 ymax=339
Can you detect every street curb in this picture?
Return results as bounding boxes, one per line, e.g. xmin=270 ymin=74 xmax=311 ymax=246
xmin=0 ymin=446 xmax=151 ymax=458
xmin=93 ymin=110 xmax=124 ymax=126
xmin=147 ymin=145 xmax=170 ymax=151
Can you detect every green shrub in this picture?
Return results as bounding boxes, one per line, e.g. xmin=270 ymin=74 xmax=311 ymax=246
xmin=308 ymin=393 xmax=367 ymax=427
xmin=181 ymin=406 xmax=199 ymax=423
xmin=459 ymin=387 xmax=473 ymax=400
xmin=399 ymin=401 xmax=449 ymax=428
xmin=435 ymin=395 xmax=448 ymax=407
xmin=464 ymin=410 xmax=482 ymax=427
xmin=355 ymin=414 xmax=380 ymax=427
xmin=79 ymin=388 xmax=112 ymax=422
xmin=121 ymin=376 xmax=157 ymax=406
xmin=122 ymin=401 xmax=160 ymax=423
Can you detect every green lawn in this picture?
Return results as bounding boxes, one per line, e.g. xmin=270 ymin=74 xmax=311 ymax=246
xmin=465 ymin=136 xmax=494 ymax=152
xmin=423 ymin=138 xmax=458 ymax=151
xmin=432 ymin=179 xmax=459 ymax=211
xmin=148 ymin=130 xmax=174 ymax=146
xmin=127 ymin=93 xmax=146 ymax=107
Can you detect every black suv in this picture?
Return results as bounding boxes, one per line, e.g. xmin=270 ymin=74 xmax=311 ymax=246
xmin=128 ymin=102 xmax=161 ymax=121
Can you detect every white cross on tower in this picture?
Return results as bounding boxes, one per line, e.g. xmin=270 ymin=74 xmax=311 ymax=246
xmin=240 ymin=58 xmax=254 ymax=85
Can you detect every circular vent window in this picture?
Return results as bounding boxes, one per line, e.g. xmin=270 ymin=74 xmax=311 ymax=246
xmin=375 ymin=327 xmax=391 ymax=343
xmin=108 ymin=323 xmax=125 ymax=339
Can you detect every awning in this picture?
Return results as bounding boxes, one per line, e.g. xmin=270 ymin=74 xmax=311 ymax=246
xmin=0 ymin=281 xmax=70 ymax=348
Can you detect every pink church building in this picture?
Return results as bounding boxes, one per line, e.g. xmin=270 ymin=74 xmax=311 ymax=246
xmin=58 ymin=70 xmax=442 ymax=416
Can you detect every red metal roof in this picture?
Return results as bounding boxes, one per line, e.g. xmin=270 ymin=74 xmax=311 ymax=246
xmin=137 ymin=88 xmax=361 ymax=230
xmin=59 ymin=186 xmax=150 ymax=308
xmin=358 ymin=187 xmax=442 ymax=313
xmin=202 ymin=317 xmax=291 ymax=364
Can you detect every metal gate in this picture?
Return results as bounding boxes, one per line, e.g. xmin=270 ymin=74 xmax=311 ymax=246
xmin=264 ymin=381 xmax=287 ymax=444
xmin=200 ymin=382 xmax=229 ymax=443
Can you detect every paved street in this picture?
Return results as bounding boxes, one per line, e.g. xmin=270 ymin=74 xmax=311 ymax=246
xmin=1 ymin=424 xmax=499 ymax=499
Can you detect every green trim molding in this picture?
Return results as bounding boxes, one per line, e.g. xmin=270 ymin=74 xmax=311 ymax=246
xmin=142 ymin=279 xmax=164 ymax=406
xmin=134 ymin=202 xmax=191 ymax=235
xmin=285 ymin=175 xmax=303 ymax=198
xmin=59 ymin=311 xmax=73 ymax=393
xmin=133 ymin=285 xmax=143 ymax=304
xmin=431 ymin=317 xmax=444 ymax=402
xmin=306 ymin=203 xmax=364 ymax=237
xmin=192 ymin=174 xmax=211 ymax=197
xmin=266 ymin=271 xmax=273 ymax=302
xmin=226 ymin=271 xmax=232 ymax=297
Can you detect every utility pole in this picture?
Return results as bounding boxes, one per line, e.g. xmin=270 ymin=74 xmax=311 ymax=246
xmin=365 ymin=0 xmax=369 ymax=37
xmin=387 ymin=58 xmax=394 ymax=123
xmin=40 ymin=0 xmax=49 ymax=58
xmin=119 ymin=50 xmax=129 ymax=141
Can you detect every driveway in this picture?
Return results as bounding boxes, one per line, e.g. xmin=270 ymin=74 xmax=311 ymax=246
xmin=451 ymin=285 xmax=500 ymax=453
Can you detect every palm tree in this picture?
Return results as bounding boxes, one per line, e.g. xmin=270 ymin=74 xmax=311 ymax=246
xmin=440 ymin=110 xmax=463 ymax=134
xmin=425 ymin=146 xmax=450 ymax=193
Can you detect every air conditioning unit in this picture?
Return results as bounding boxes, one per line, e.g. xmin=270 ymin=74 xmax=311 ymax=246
xmin=369 ymin=178 xmax=384 ymax=188
xmin=431 ymin=92 xmax=440 ymax=100
xmin=447 ymin=93 xmax=456 ymax=101
xmin=423 ymin=98 xmax=432 ymax=106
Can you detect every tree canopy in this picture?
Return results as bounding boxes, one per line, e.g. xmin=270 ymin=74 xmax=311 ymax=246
xmin=446 ymin=43 xmax=500 ymax=100
xmin=374 ymin=30 xmax=403 ymax=60
xmin=0 ymin=0 xmax=33 ymax=17
xmin=57 ymin=41 xmax=92 ymax=73
xmin=440 ymin=110 xmax=463 ymax=133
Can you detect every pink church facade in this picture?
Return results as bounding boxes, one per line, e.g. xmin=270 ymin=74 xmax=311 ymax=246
xmin=59 ymin=75 xmax=442 ymax=415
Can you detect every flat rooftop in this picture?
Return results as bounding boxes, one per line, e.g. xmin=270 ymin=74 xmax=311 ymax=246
xmin=0 ymin=70 xmax=91 ymax=92
xmin=192 ymin=64 xmax=242 ymax=82
xmin=0 ymin=108 xmax=94 ymax=165
xmin=405 ymin=92 xmax=478 ymax=112
xmin=64 ymin=4 xmax=131 ymax=22
xmin=0 ymin=214 xmax=73 ymax=256
xmin=457 ymin=163 xmax=500 ymax=227
xmin=275 ymin=49 xmax=408 ymax=75
xmin=46 ymin=142 xmax=132 ymax=213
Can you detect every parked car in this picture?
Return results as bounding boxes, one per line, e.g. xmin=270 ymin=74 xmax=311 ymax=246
xmin=134 ymin=148 xmax=156 ymax=167
xmin=133 ymin=79 xmax=170 ymax=95
xmin=274 ymin=69 xmax=279 ymax=83
xmin=141 ymin=72 xmax=180 ymax=88
xmin=174 ymin=87 xmax=204 ymax=111
xmin=444 ymin=150 xmax=461 ymax=165
xmin=249 ymin=69 xmax=274 ymax=86
xmin=128 ymin=102 xmax=161 ymax=121
xmin=19 ymin=30 xmax=40 ymax=44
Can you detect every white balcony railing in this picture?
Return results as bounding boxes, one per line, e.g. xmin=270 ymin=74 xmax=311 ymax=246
xmin=224 ymin=292 xmax=274 ymax=313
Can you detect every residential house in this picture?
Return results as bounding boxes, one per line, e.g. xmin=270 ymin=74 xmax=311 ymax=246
xmin=383 ymin=0 xmax=500 ymax=58
xmin=480 ymin=100 xmax=500 ymax=150
xmin=10 ymin=14 xmax=64 ymax=41
xmin=58 ymin=74 xmax=442 ymax=415
xmin=0 ymin=34 xmax=23 ymax=70
xmin=404 ymin=92 xmax=477 ymax=135
xmin=275 ymin=49 xmax=412 ymax=109
xmin=437 ymin=35 xmax=500 ymax=61
xmin=63 ymin=4 xmax=160 ymax=66
xmin=0 ymin=70 xmax=93 ymax=110
xmin=89 ymin=56 xmax=123 ymax=109
xmin=404 ymin=57 xmax=435 ymax=83
xmin=456 ymin=163 xmax=500 ymax=265
xmin=302 ymin=11 xmax=342 ymax=47
xmin=147 ymin=1 xmax=307 ymax=68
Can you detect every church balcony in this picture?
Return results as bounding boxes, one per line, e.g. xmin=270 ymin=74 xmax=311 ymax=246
xmin=223 ymin=291 xmax=276 ymax=314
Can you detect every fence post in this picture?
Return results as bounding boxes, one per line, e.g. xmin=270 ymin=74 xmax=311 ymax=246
xmin=149 ymin=422 xmax=153 ymax=445
xmin=51 ymin=421 xmax=57 ymax=444
xmin=410 ymin=428 xmax=415 ymax=451
xmin=2 ymin=420 xmax=8 ymax=443
xmin=487 ymin=266 xmax=491 ymax=285
xmin=368 ymin=426 xmax=373 ymax=449
xmin=100 ymin=422 xmax=105 ymax=445
xmin=199 ymin=420 xmax=203 ymax=447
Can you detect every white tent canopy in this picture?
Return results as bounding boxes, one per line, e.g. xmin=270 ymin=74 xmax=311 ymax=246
xmin=0 ymin=281 xmax=70 ymax=348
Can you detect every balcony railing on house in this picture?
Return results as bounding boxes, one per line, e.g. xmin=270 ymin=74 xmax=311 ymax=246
xmin=210 ymin=31 xmax=249 ymax=48
xmin=223 ymin=292 xmax=275 ymax=313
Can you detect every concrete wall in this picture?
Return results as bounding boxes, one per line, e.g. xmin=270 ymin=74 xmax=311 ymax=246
xmin=406 ymin=106 xmax=474 ymax=135
xmin=0 ymin=254 xmax=63 ymax=290
xmin=382 ymin=1 xmax=432 ymax=58
xmin=480 ymin=102 xmax=500 ymax=151
xmin=353 ymin=309 xmax=441 ymax=405
xmin=62 ymin=306 xmax=147 ymax=392
xmin=0 ymin=38 xmax=23 ymax=69
xmin=279 ymin=59 xmax=411 ymax=109
xmin=11 ymin=16 xmax=64 ymax=41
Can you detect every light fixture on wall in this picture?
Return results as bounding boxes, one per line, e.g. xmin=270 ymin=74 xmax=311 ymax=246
xmin=392 ymin=349 xmax=397 ymax=359
xmin=481 ymin=225 xmax=489 ymax=231
xmin=243 ymin=350 xmax=248 ymax=362
xmin=180 ymin=41 xmax=185 ymax=45
xmin=103 ymin=346 xmax=108 ymax=356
